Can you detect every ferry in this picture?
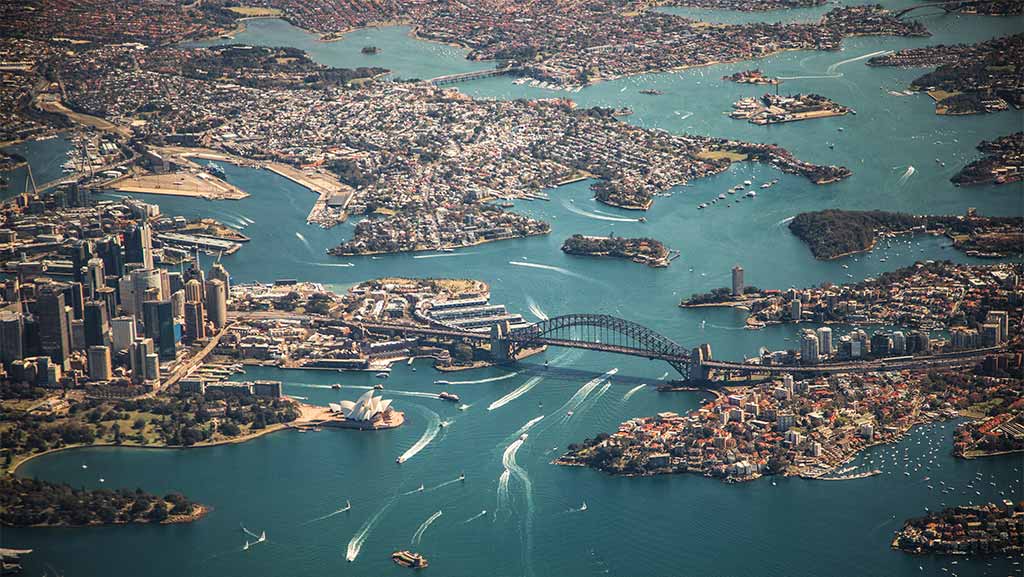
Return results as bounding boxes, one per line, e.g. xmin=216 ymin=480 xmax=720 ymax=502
xmin=205 ymin=162 xmax=226 ymax=179
xmin=392 ymin=551 xmax=428 ymax=569
xmin=438 ymin=391 xmax=461 ymax=403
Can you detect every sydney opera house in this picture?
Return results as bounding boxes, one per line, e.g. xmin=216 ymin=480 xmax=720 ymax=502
xmin=326 ymin=390 xmax=404 ymax=430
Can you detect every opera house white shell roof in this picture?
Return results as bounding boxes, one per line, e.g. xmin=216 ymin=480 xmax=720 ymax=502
xmin=329 ymin=390 xmax=393 ymax=422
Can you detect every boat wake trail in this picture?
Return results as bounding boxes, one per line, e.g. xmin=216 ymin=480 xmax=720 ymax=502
xmin=346 ymin=499 xmax=394 ymax=562
xmin=447 ymin=372 xmax=519 ymax=385
xmin=525 ymin=295 xmax=549 ymax=321
xmin=898 ymin=165 xmax=916 ymax=185
xmin=622 ymin=384 xmax=646 ymax=401
xmin=346 ymin=386 xmax=439 ymax=400
xmin=555 ymin=369 xmax=618 ymax=422
xmin=658 ymin=372 xmax=669 ymax=381
xmin=488 ymin=376 xmax=543 ymax=411
xmin=299 ymin=261 xmax=355 ymax=268
xmin=396 ymin=408 xmax=441 ymax=463
xmin=575 ymin=381 xmax=612 ymax=417
xmin=504 ymin=435 xmax=536 ymax=577
xmin=412 ymin=252 xmax=475 ymax=259
xmin=303 ymin=503 xmax=351 ymax=525
xmin=495 ymin=469 xmax=512 ymax=517
xmin=513 ymin=415 xmax=545 ymax=439
xmin=827 ymin=50 xmax=891 ymax=75
xmin=427 ymin=476 xmax=464 ymax=492
xmin=462 ymin=510 xmax=488 ymax=524
xmin=411 ymin=510 xmax=443 ymax=545
xmin=508 ymin=261 xmax=593 ymax=282
xmin=562 ymin=200 xmax=639 ymax=222
xmin=240 ymin=524 xmax=261 ymax=540
xmin=294 ymin=232 xmax=312 ymax=251
xmin=776 ymin=215 xmax=796 ymax=226
xmin=781 ymin=50 xmax=891 ymax=80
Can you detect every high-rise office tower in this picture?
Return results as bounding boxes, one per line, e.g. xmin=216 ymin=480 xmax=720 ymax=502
xmin=86 ymin=257 xmax=105 ymax=298
xmin=183 ymin=300 xmax=206 ymax=343
xmin=124 ymin=222 xmax=154 ymax=269
xmin=731 ymin=265 xmax=744 ymax=296
xmin=87 ymin=345 xmax=112 ymax=381
xmin=83 ymin=300 xmax=110 ymax=347
xmin=111 ymin=316 xmax=137 ymax=352
xmin=205 ymin=279 xmax=227 ymax=330
xmin=0 ymin=310 xmax=24 ymax=367
xmin=35 ymin=281 xmax=71 ymax=369
xmin=210 ymin=262 xmax=230 ymax=295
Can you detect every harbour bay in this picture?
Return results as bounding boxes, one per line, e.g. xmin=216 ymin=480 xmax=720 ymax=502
xmin=4 ymin=2 xmax=1022 ymax=575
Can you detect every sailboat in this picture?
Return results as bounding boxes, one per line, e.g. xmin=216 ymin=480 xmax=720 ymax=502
xmin=243 ymin=541 xmax=250 ymax=551
xmin=342 ymin=500 xmax=351 ymax=512
xmin=579 ymin=501 xmax=588 ymax=511
xmin=258 ymin=531 xmax=267 ymax=543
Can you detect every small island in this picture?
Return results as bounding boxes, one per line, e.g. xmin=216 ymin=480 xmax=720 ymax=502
xmin=731 ymin=93 xmax=849 ymax=125
xmin=892 ymin=502 xmax=1023 ymax=556
xmin=952 ymin=132 xmax=1022 ymax=186
xmin=723 ymin=69 xmax=779 ymax=85
xmin=0 ymin=476 xmax=206 ymax=527
xmin=788 ymin=209 xmax=1024 ymax=260
xmin=561 ymin=234 xmax=672 ymax=267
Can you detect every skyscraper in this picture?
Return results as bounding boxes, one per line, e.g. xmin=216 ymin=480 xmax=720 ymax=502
xmin=124 ymin=222 xmax=154 ymax=269
xmin=111 ymin=316 xmax=137 ymax=352
xmin=731 ymin=265 xmax=744 ymax=297
xmin=184 ymin=278 xmax=203 ymax=303
xmin=86 ymin=257 xmax=105 ymax=299
xmin=816 ymin=327 xmax=833 ymax=358
xmin=130 ymin=268 xmax=163 ymax=319
xmin=210 ymin=262 xmax=230 ymax=295
xmin=790 ymin=299 xmax=802 ymax=322
xmin=800 ymin=330 xmax=819 ymax=365
xmin=87 ymin=345 xmax=112 ymax=381
xmin=183 ymin=300 xmax=206 ymax=344
xmin=130 ymin=337 xmax=155 ymax=383
xmin=35 ymin=281 xmax=71 ymax=369
xmin=96 ymin=236 xmax=125 ymax=278
xmin=0 ymin=310 xmax=24 ymax=367
xmin=205 ymin=279 xmax=227 ymax=330
xmin=83 ymin=300 xmax=110 ymax=347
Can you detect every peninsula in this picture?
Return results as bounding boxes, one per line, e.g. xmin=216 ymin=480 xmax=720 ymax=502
xmin=561 ymin=234 xmax=672 ymax=267
xmin=557 ymin=366 xmax=1021 ymax=482
xmin=787 ymin=209 xmax=1024 ymax=260
xmin=0 ymin=477 xmax=206 ymax=528
xmin=867 ymin=34 xmax=1022 ymax=115
xmin=952 ymin=132 xmax=1023 ymax=186
xmin=893 ymin=502 xmax=1023 ymax=556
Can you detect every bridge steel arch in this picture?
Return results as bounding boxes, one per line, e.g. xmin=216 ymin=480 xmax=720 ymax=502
xmin=506 ymin=314 xmax=694 ymax=376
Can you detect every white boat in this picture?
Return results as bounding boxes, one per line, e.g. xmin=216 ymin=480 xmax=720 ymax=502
xmin=342 ymin=500 xmax=351 ymax=511
xmin=743 ymin=180 xmax=752 ymax=185
xmin=418 ymin=484 xmax=425 ymax=492
xmin=519 ymin=433 xmax=529 ymax=441
xmin=579 ymin=501 xmax=588 ymax=511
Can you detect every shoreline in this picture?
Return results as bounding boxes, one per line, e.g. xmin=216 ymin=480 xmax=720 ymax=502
xmin=8 ymin=422 xmax=291 ymax=475
xmin=329 ymin=229 xmax=550 ymax=257
xmin=3 ymin=504 xmax=211 ymax=529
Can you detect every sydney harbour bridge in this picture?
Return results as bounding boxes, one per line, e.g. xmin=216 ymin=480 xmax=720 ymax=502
xmin=352 ymin=314 xmax=996 ymax=383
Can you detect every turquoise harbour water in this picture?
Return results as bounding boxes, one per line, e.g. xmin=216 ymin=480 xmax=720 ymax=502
xmin=7 ymin=2 xmax=1024 ymax=575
